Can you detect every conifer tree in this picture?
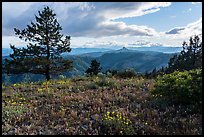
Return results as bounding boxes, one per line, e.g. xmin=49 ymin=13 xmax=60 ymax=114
xmin=85 ymin=59 xmax=102 ymax=76
xmin=167 ymin=35 xmax=202 ymax=73
xmin=3 ymin=6 xmax=72 ymax=81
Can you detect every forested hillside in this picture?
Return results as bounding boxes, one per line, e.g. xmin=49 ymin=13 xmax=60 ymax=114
xmin=2 ymin=49 xmax=175 ymax=84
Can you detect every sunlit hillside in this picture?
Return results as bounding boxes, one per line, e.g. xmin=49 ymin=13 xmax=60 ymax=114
xmin=2 ymin=74 xmax=202 ymax=135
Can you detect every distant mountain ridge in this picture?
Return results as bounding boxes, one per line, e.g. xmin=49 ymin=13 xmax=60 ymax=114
xmin=2 ymin=47 xmax=177 ymax=84
xmin=2 ymin=46 xmax=182 ymax=57
xmin=63 ymin=47 xmax=176 ymax=73
xmin=128 ymin=46 xmax=182 ymax=53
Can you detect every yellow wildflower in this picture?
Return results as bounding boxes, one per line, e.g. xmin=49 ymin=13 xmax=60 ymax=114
xmin=12 ymin=102 xmax=16 ymax=105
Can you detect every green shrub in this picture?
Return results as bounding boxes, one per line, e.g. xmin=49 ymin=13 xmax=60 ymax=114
xmin=116 ymin=69 xmax=136 ymax=79
xmin=151 ymin=69 xmax=202 ymax=107
xmin=96 ymin=77 xmax=117 ymax=88
xmin=87 ymin=82 xmax=99 ymax=89
xmin=105 ymin=70 xmax=118 ymax=77
xmin=58 ymin=75 xmax=66 ymax=80
xmin=99 ymin=111 xmax=135 ymax=135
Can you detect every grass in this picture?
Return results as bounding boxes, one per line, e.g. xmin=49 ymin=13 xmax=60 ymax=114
xmin=2 ymin=76 xmax=202 ymax=135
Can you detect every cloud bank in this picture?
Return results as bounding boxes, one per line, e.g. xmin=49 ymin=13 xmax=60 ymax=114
xmin=3 ymin=2 xmax=171 ymax=37
xmin=2 ymin=2 xmax=202 ymax=48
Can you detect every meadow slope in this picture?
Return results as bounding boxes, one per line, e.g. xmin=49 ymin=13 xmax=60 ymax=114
xmin=2 ymin=76 xmax=202 ymax=135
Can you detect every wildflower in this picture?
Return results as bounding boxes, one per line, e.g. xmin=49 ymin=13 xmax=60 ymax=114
xmin=38 ymin=88 xmax=44 ymax=92
xmin=12 ymin=102 xmax=16 ymax=105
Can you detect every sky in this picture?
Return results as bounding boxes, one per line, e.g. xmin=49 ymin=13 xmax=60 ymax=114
xmin=2 ymin=2 xmax=202 ymax=48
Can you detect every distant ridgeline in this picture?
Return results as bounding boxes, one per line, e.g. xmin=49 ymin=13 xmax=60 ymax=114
xmin=2 ymin=47 xmax=178 ymax=84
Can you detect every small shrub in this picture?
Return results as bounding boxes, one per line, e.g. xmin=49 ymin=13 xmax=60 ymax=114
xmin=58 ymin=75 xmax=66 ymax=80
xmin=116 ymin=69 xmax=136 ymax=79
xmin=105 ymin=72 xmax=112 ymax=78
xmin=99 ymin=111 xmax=135 ymax=135
xmin=151 ymin=69 xmax=202 ymax=109
xmin=96 ymin=77 xmax=117 ymax=88
xmin=105 ymin=70 xmax=118 ymax=77
xmin=97 ymin=73 xmax=105 ymax=78
xmin=87 ymin=82 xmax=99 ymax=89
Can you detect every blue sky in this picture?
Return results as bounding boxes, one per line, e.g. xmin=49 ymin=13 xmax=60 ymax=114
xmin=114 ymin=2 xmax=202 ymax=32
xmin=2 ymin=2 xmax=202 ymax=48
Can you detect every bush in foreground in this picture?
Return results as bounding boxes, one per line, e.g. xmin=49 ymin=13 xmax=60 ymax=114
xmin=151 ymin=69 xmax=202 ymax=109
xmin=116 ymin=69 xmax=137 ymax=78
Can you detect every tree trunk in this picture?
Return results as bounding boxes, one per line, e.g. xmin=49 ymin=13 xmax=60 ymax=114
xmin=45 ymin=22 xmax=50 ymax=81
xmin=45 ymin=69 xmax=50 ymax=81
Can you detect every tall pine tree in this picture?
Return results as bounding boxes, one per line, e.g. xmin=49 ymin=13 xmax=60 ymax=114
xmin=3 ymin=6 xmax=72 ymax=81
xmin=166 ymin=35 xmax=202 ymax=73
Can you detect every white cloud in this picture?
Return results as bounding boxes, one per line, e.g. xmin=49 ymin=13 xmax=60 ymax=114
xmin=93 ymin=21 xmax=158 ymax=37
xmin=58 ymin=2 xmax=171 ymax=37
xmin=79 ymin=2 xmax=95 ymax=11
xmin=178 ymin=17 xmax=202 ymax=37
xmin=3 ymin=2 xmax=170 ymax=38
xmin=94 ymin=2 xmax=171 ymax=20
xmin=165 ymin=27 xmax=185 ymax=34
xmin=152 ymin=18 xmax=202 ymax=46
xmin=165 ymin=18 xmax=202 ymax=37
xmin=2 ymin=36 xmax=28 ymax=48
xmin=71 ymin=17 xmax=202 ymax=48
xmin=192 ymin=2 xmax=201 ymax=4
